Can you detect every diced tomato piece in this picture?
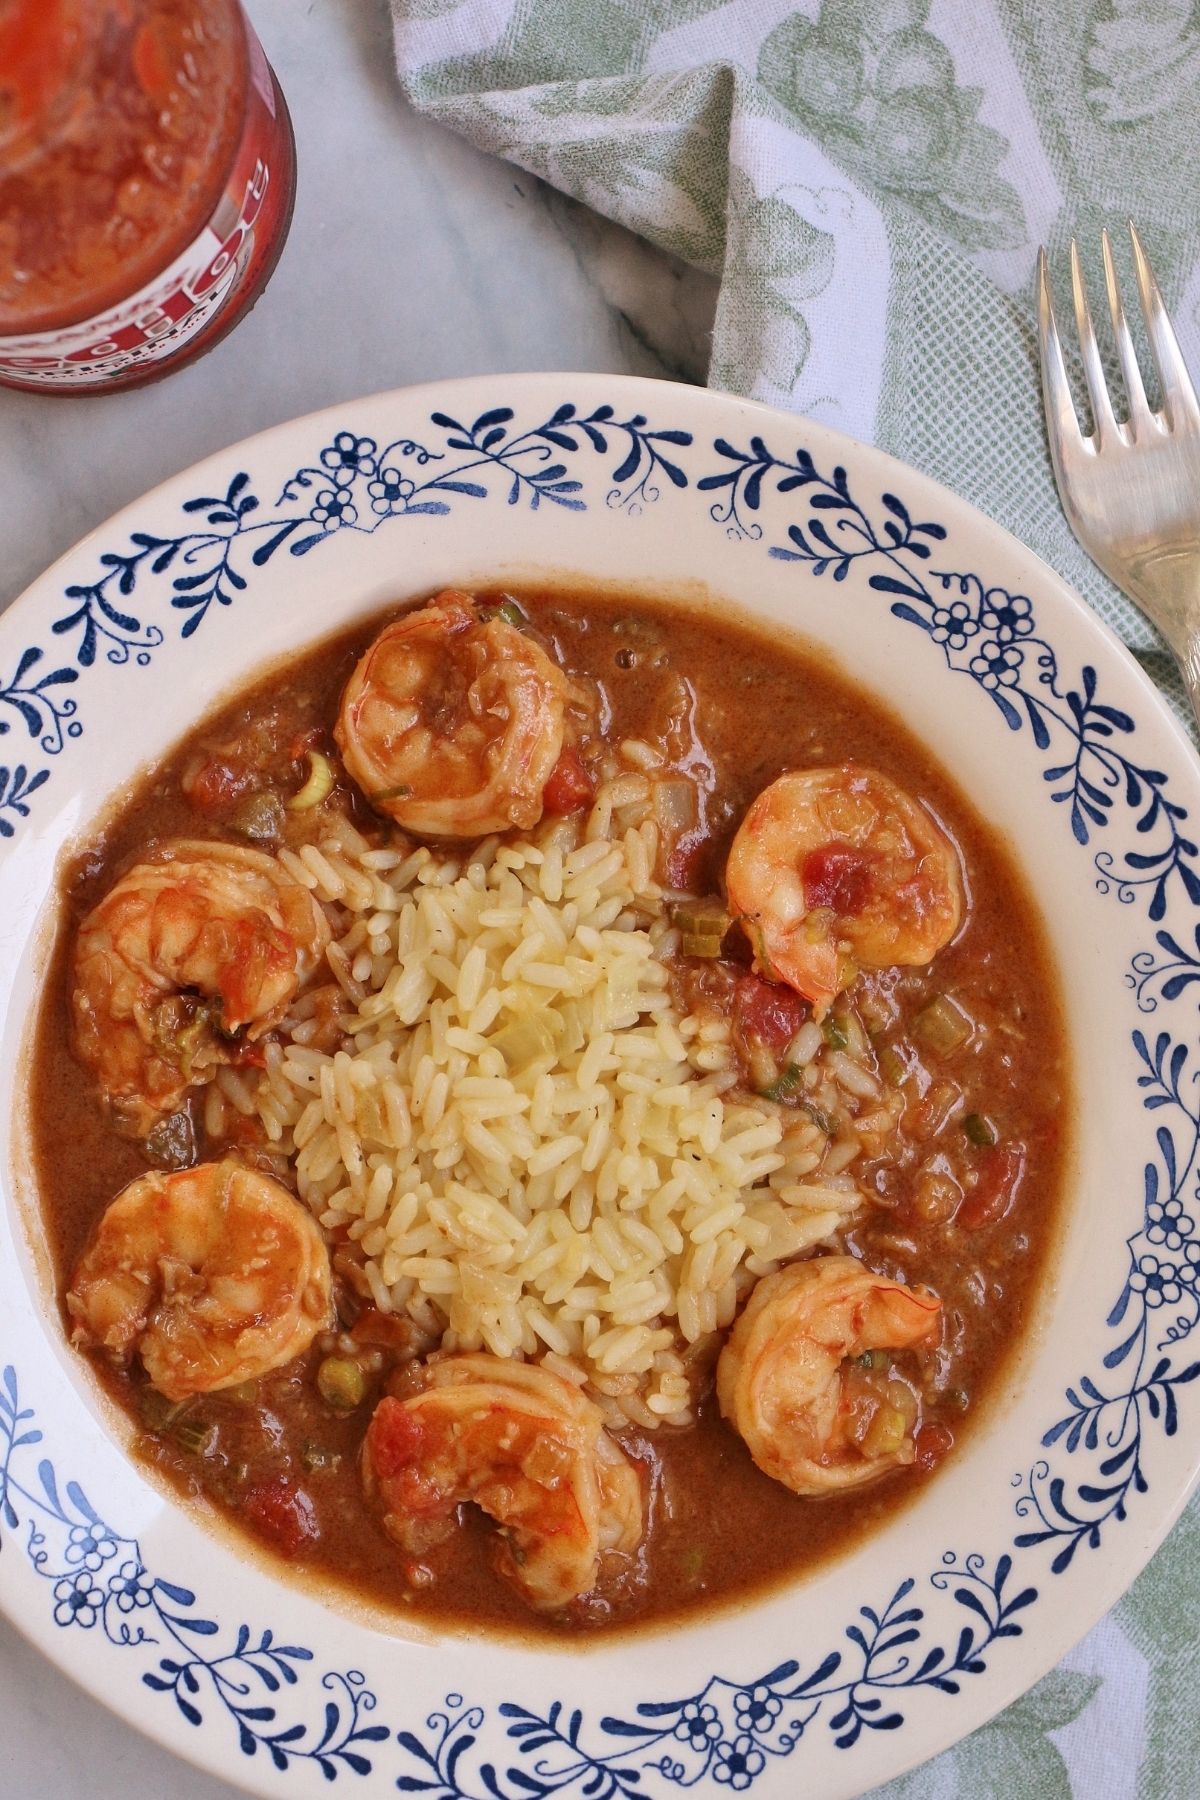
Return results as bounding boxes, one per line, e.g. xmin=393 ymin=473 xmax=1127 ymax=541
xmin=183 ymin=757 xmax=255 ymax=818
xmin=956 ymin=1144 xmax=1025 ymax=1231
xmin=351 ymin=1308 xmax=417 ymax=1353
xmin=802 ymin=843 xmax=874 ymax=915
xmin=241 ymin=1476 xmax=318 ymax=1558
xmin=667 ymin=837 xmax=709 ymax=893
xmin=733 ymin=974 xmax=809 ymax=1054
xmin=913 ymin=1422 xmax=955 ymax=1473
xmin=365 ymin=1396 xmax=428 ymax=1480
xmin=542 ymin=747 xmax=594 ymax=815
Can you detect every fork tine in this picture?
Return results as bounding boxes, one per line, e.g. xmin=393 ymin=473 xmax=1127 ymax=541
xmin=1101 ymin=228 xmax=1152 ymax=433
xmin=1037 ymin=248 xmax=1085 ymax=470
xmin=1129 ymin=221 xmax=1200 ymax=428
xmin=1069 ymin=239 xmax=1118 ymax=444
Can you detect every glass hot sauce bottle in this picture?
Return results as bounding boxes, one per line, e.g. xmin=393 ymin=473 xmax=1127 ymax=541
xmin=0 ymin=0 xmax=296 ymax=393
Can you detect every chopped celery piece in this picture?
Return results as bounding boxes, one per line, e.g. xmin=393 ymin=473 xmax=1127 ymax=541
xmin=670 ymin=898 xmax=731 ymax=938
xmin=912 ymin=995 xmax=972 ymax=1056
xmin=681 ymin=933 xmax=725 ymax=959
xmin=878 ymin=1046 xmax=908 ymax=1088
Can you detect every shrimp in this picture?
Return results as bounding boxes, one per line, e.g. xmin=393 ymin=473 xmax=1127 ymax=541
xmin=716 ymin=1255 xmax=941 ymax=1496
xmin=726 ymin=765 xmax=963 ymax=1016
xmin=362 ymin=1353 xmax=644 ymax=1611
xmin=72 ymin=839 xmax=330 ymax=1137
xmin=335 ymin=590 xmax=572 ymax=838
xmin=66 ymin=1161 xmax=333 ymax=1401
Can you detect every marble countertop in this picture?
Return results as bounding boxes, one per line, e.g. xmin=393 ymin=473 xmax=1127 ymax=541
xmin=0 ymin=2 xmax=713 ymax=1794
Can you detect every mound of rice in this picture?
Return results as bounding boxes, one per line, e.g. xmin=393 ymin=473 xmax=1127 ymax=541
xmin=246 ymin=770 xmax=898 ymax=1430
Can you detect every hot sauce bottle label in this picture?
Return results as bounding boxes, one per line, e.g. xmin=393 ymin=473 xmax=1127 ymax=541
xmin=0 ymin=25 xmax=289 ymax=389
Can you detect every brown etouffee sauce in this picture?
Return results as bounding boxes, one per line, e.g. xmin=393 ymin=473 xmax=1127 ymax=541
xmin=32 ymin=586 xmax=1069 ymax=1640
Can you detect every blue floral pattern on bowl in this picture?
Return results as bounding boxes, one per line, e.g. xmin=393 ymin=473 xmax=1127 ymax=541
xmin=3 ymin=390 xmax=1197 ymax=1791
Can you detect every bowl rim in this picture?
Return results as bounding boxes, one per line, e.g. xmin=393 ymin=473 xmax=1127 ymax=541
xmin=2 ymin=369 xmax=1198 ymax=1800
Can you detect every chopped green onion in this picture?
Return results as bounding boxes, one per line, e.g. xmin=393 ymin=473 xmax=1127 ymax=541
xmin=480 ymin=598 xmax=527 ymax=627
xmin=962 ymin=1112 xmax=997 ymax=1147
xmin=761 ymin=1062 xmax=803 ymax=1102
xmin=799 ymin=1100 xmax=835 ymax=1136
xmin=372 ymin=783 xmax=414 ymax=803
xmin=174 ymin=1418 xmax=216 ymax=1456
xmin=288 ymin=751 xmax=335 ymax=813
xmin=912 ymin=995 xmax=972 ymax=1057
xmin=232 ymin=788 xmax=285 ymax=840
xmin=317 ymin=1357 xmax=367 ymax=1411
xmin=823 ymin=1014 xmax=850 ymax=1051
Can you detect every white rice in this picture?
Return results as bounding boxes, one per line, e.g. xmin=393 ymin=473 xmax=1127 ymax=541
xmin=254 ymin=778 xmax=897 ymax=1428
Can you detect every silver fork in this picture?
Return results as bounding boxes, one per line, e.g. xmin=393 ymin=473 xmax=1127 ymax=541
xmin=1036 ymin=222 xmax=1200 ymax=725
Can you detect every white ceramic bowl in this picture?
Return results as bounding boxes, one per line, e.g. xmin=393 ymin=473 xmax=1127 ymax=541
xmin=3 ymin=374 xmax=1199 ymax=1800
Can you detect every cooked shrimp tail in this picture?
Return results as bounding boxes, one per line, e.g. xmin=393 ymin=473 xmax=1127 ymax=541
xmin=362 ymin=1352 xmax=643 ymax=1610
xmin=726 ymin=764 xmax=963 ymax=1016
xmin=72 ymin=839 xmax=330 ymax=1137
xmin=336 ymin=590 xmax=575 ymax=838
xmin=717 ymin=1254 xmax=941 ymax=1496
xmin=67 ymin=1160 xmax=333 ymax=1400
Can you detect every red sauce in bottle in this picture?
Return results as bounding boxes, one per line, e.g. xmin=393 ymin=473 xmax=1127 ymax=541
xmin=0 ymin=0 xmax=296 ymax=392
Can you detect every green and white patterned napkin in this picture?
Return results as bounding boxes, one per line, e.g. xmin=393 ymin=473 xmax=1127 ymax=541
xmin=390 ymin=3 xmax=1200 ymax=1793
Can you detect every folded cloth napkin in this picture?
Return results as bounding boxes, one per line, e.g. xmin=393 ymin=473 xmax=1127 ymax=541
xmin=392 ymin=4 xmax=1200 ymax=1793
